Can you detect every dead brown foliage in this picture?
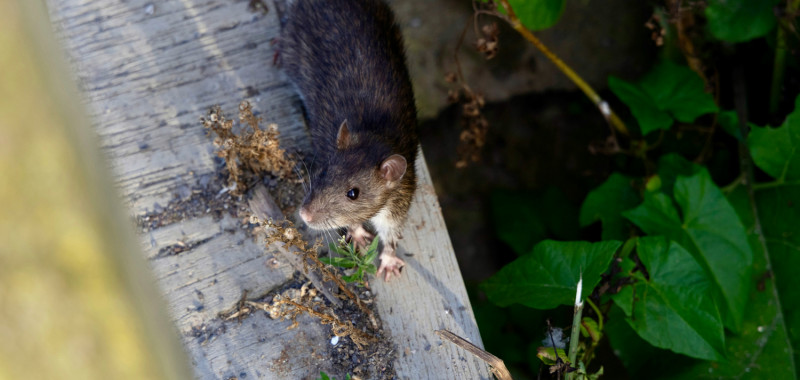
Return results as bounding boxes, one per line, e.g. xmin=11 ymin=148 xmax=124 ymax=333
xmin=260 ymin=218 xmax=379 ymax=329
xmin=447 ymin=1 xmax=496 ymax=169
xmin=202 ymin=101 xmax=295 ymax=195
xmin=224 ymin=283 xmax=377 ymax=350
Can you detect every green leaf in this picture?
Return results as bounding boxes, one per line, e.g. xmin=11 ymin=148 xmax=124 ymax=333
xmin=328 ymin=242 xmax=351 ymax=258
xmin=367 ymin=235 xmax=380 ymax=254
xmin=492 ymin=190 xmax=547 ymax=255
xmin=473 ymin=297 xmax=545 ymax=369
xmin=609 ymin=61 xmax=718 ymax=135
xmin=492 ymin=188 xmax=579 ymax=256
xmin=640 ymin=62 xmax=720 ymax=125
xmin=317 ymin=372 xmax=331 ymax=380
xmin=749 ymin=95 xmax=800 ymax=181
xmin=580 ymin=317 xmax=601 ymax=343
xmin=670 ymin=186 xmax=797 ymax=378
xmin=579 ymin=173 xmax=641 ymax=240
xmin=717 ymin=110 xmax=746 ymax=141
xmin=623 ymin=192 xmax=682 ymax=233
xmin=481 ymin=240 xmax=621 ymax=309
xmin=319 ymin=256 xmax=356 ymax=269
xmin=656 ymin=154 xmax=702 ymax=197
xmin=623 ymin=169 xmax=753 ymax=331
xmin=612 ymin=282 xmax=635 ymax=316
xmin=536 ymin=347 xmax=571 ymax=365
xmin=611 ymin=237 xmax=725 ymax=361
xmin=364 ymin=237 xmax=380 ymax=263
xmin=606 ymin=305 xmax=694 ymax=378
xmin=341 ymin=269 xmax=363 ymax=283
xmin=506 ymin=0 xmax=566 ymax=31
xmin=755 ymin=185 xmax=800 ymax=373
xmin=706 ymin=0 xmax=779 ymax=43
xmin=609 ymin=76 xmax=673 ymax=134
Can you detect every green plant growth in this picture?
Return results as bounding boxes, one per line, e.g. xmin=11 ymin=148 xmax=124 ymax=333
xmin=320 ymin=236 xmax=380 ymax=286
xmin=475 ymin=0 xmax=800 ymax=378
xmin=316 ymin=371 xmax=351 ymax=380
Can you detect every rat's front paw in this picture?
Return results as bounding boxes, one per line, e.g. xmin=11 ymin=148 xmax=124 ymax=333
xmin=346 ymin=225 xmax=374 ymax=249
xmin=377 ymin=253 xmax=405 ymax=282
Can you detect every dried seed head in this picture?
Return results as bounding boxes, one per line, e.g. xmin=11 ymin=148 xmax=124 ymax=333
xmin=447 ymin=89 xmax=460 ymax=104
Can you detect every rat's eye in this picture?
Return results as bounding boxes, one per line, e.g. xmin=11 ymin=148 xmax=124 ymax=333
xmin=346 ymin=188 xmax=359 ymax=200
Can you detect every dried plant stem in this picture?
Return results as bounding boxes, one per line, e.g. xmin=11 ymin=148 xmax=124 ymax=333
xmin=496 ymin=0 xmax=629 ymax=136
xmin=275 ymin=296 xmax=378 ymax=347
xmin=435 ymin=330 xmax=512 ymax=380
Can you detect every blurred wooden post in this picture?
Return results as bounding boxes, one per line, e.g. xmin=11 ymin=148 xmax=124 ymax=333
xmin=0 ymin=1 xmax=191 ymax=379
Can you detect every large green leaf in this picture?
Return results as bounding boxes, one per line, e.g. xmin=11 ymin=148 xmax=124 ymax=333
xmin=669 ymin=187 xmax=797 ymax=378
xmin=506 ymin=0 xmax=566 ymax=31
xmin=655 ymin=154 xmax=702 ymax=197
xmin=606 ymin=305 xmax=695 ymax=378
xmin=611 ymin=237 xmax=725 ymax=361
xmin=756 ymin=185 xmax=800 ymax=374
xmin=623 ymin=169 xmax=753 ymax=331
xmin=609 ymin=76 xmax=673 ymax=134
xmin=579 ymin=173 xmax=641 ymax=240
xmin=706 ymin=0 xmax=779 ymax=43
xmin=481 ymin=240 xmax=621 ymax=309
xmin=492 ymin=188 xmax=578 ymax=256
xmin=609 ymin=61 xmax=718 ymax=135
xmin=639 ymin=62 xmax=719 ymax=125
xmin=749 ymin=95 xmax=800 ymax=181
xmin=717 ymin=110 xmax=746 ymax=141
xmin=473 ymin=299 xmax=546 ymax=371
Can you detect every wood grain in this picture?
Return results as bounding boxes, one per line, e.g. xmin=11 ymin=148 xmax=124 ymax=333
xmin=46 ymin=0 xmax=490 ymax=378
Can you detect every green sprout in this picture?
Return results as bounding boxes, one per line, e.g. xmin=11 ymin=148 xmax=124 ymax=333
xmin=317 ymin=371 xmax=352 ymax=380
xmin=319 ymin=235 xmax=380 ymax=286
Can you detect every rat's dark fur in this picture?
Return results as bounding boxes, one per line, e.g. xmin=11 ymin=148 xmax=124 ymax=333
xmin=282 ymin=0 xmax=419 ymax=279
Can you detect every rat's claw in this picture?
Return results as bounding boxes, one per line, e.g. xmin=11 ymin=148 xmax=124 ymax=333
xmin=347 ymin=225 xmax=374 ymax=250
xmin=377 ymin=254 xmax=405 ymax=282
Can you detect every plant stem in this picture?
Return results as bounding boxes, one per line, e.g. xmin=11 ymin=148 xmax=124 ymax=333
xmin=585 ymin=298 xmax=603 ymax=331
xmin=753 ymin=179 xmax=800 ymax=191
xmin=619 ymin=237 xmax=638 ymax=260
xmin=496 ymin=0 xmax=629 ymax=136
xmin=567 ymin=275 xmax=585 ymax=380
xmin=770 ymin=0 xmax=800 ymax=115
xmin=721 ymin=173 xmax=745 ymax=193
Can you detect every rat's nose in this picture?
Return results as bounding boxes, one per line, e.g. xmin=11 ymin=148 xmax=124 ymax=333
xmin=299 ymin=206 xmax=312 ymax=223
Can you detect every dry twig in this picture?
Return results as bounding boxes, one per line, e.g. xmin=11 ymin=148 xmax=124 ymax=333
xmin=435 ymin=330 xmax=512 ymax=380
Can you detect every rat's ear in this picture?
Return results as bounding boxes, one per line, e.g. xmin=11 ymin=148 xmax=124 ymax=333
xmin=380 ymin=154 xmax=407 ymax=186
xmin=336 ymin=120 xmax=350 ymax=150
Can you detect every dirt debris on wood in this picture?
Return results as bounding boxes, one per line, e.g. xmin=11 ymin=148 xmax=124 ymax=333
xmin=138 ymin=101 xmax=396 ymax=379
xmin=219 ymin=272 xmax=396 ymax=380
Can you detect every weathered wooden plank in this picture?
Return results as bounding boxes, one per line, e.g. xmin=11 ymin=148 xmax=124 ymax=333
xmin=48 ymin=0 xmax=309 ymax=213
xmin=46 ymin=0 xmax=490 ymax=378
xmin=371 ymin=150 xmax=491 ymax=379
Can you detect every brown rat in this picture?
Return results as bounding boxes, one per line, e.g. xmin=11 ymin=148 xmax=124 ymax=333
xmin=281 ymin=0 xmax=418 ymax=280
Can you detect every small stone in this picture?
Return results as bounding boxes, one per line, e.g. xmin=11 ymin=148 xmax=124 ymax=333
xmin=330 ymin=336 xmax=340 ymax=345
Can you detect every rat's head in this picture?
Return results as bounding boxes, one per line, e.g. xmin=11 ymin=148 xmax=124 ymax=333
xmin=299 ymin=120 xmax=407 ymax=230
